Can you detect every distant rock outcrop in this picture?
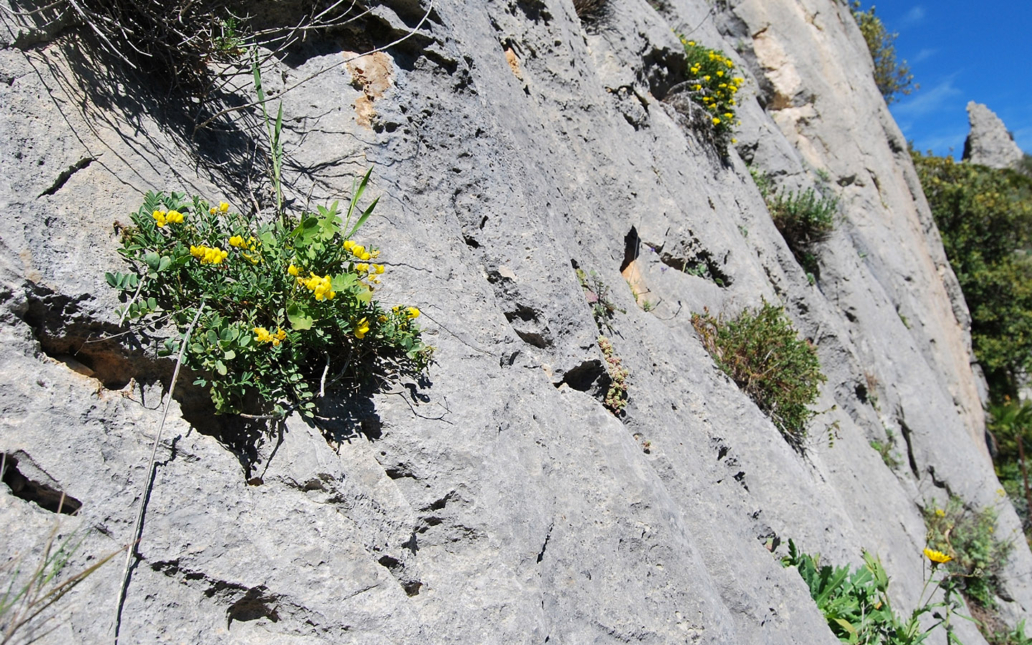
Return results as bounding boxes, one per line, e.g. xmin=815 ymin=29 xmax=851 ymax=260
xmin=963 ymin=101 xmax=1024 ymax=169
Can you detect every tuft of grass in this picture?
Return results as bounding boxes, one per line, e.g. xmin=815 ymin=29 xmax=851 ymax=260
xmin=692 ymin=301 xmax=825 ymax=451
xmin=1 ymin=522 xmax=121 ymax=644
xmin=751 ymin=170 xmax=837 ymax=280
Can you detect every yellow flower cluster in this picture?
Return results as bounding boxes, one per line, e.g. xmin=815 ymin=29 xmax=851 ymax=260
xmin=152 ymin=210 xmax=184 ymax=228
xmin=190 ymin=245 xmax=228 ymax=264
xmin=209 ymin=202 xmax=230 ymax=215
xmin=680 ymin=37 xmax=744 ymax=141
xmin=300 ymin=272 xmax=335 ymax=301
xmin=253 ymin=326 xmax=287 ymax=346
xmin=343 ymin=239 xmax=379 ymax=261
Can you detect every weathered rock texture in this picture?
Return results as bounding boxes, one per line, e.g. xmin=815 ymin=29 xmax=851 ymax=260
xmin=963 ymin=101 xmax=1025 ymax=169
xmin=0 ymin=0 xmax=1029 ymax=643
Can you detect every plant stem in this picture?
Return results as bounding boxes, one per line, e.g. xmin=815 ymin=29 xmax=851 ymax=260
xmin=112 ymin=299 xmax=205 ymax=645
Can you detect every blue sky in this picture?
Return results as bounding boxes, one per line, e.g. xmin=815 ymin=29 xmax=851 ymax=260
xmin=864 ymin=1 xmax=1031 ymax=159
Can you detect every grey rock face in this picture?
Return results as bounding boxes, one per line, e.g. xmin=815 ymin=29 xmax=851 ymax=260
xmin=0 ymin=0 xmax=1029 ymax=643
xmin=963 ymin=101 xmax=1025 ymax=169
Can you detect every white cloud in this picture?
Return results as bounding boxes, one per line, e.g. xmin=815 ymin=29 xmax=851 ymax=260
xmin=891 ymin=77 xmax=962 ymax=120
xmin=899 ymin=6 xmax=926 ymax=28
xmin=912 ymin=48 xmax=937 ymax=64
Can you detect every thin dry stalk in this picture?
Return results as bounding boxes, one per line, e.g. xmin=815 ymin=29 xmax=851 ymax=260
xmin=112 ymin=299 xmax=205 ymax=645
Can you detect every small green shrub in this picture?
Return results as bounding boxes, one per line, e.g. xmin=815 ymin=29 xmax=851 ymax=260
xmin=923 ymin=497 xmax=1012 ymax=609
xmin=109 ymin=178 xmax=433 ymax=418
xmin=850 ymin=2 xmax=917 ymax=104
xmin=691 ymin=301 xmax=825 ymax=450
xmin=676 ymin=37 xmax=744 ymax=149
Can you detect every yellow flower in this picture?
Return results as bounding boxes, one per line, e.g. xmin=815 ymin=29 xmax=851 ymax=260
xmin=724 ymin=113 xmax=734 ymax=119
xmin=355 ymin=263 xmax=369 ymax=273
xmin=288 ymin=263 xmax=300 ymax=276
xmin=716 ymin=70 xmax=724 ymax=77
xmin=712 ymin=117 xmax=721 ymax=125
xmin=219 ymin=202 xmax=230 ymax=213
xmin=360 ymin=251 xmax=372 ymax=261
xmin=343 ymin=240 xmax=355 ymax=251
xmin=303 ymin=273 xmax=335 ymax=301
xmin=375 ymin=264 xmax=385 ymax=274
xmin=153 ymin=210 xmax=167 ymax=228
xmin=352 ymin=244 xmax=365 ymax=256
xmin=703 ymin=75 xmax=711 ymax=82
xmin=405 ymin=307 xmax=420 ymax=320
xmin=275 ymin=328 xmax=287 ymax=341
xmin=166 ymin=210 xmax=184 ymax=224
xmin=370 ymin=249 xmax=381 ymax=259
xmin=209 ymin=206 xmax=217 ymax=215
xmin=733 ymin=77 xmax=744 ymax=84
xmin=923 ymin=548 xmax=952 ymax=565
xmin=229 ymin=235 xmax=246 ymax=248
xmin=190 ymin=245 xmax=228 ymax=265
xmin=731 ymin=139 xmax=737 ymax=144
xmin=693 ymin=84 xmax=702 ymax=91
xmin=935 ymin=508 xmax=945 ymax=518
xmin=354 ymin=317 xmax=370 ymax=339
xmin=688 ymin=41 xmax=695 ymax=46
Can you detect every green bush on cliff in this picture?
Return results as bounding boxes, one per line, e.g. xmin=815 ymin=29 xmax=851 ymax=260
xmin=912 ymin=151 xmax=1032 ymax=400
xmin=692 ymin=301 xmax=825 ymax=451
xmin=752 ymin=169 xmax=838 ymax=282
xmin=850 ymin=2 xmax=917 ymax=104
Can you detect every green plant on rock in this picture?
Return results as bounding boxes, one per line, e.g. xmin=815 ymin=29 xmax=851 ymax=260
xmin=782 ymin=539 xmax=967 ymax=644
xmin=108 ymin=175 xmax=433 ymax=418
xmin=691 ymin=301 xmax=825 ymax=451
xmin=923 ymin=496 xmax=1012 ymax=610
xmin=850 ymin=1 xmax=917 ymax=104
xmin=676 ymin=36 xmax=744 ymax=150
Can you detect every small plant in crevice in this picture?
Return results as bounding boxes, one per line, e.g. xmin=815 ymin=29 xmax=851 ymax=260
xmin=692 ymin=301 xmax=825 ymax=452
xmin=752 ymin=170 xmax=838 ymax=281
xmin=109 ymin=184 xmax=433 ymax=418
xmin=870 ymin=427 xmax=903 ymax=470
xmin=673 ymin=36 xmax=744 ymax=151
xmin=577 ymin=268 xmax=624 ymax=334
xmin=988 ymin=620 xmax=1032 ymax=645
xmin=598 ymin=336 xmax=629 ymax=416
xmin=923 ymin=496 xmax=1012 ymax=612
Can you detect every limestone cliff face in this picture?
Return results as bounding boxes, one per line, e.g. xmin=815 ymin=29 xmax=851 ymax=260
xmin=0 ymin=0 xmax=1029 ymax=643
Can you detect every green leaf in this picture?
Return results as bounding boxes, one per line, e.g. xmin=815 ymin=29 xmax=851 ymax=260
xmin=105 ymin=272 xmax=119 ymax=288
xmin=223 ymin=349 xmax=236 ymax=360
xmin=215 ymin=360 xmax=228 ymax=376
xmin=286 ymin=303 xmax=314 ymax=330
xmin=331 ymin=273 xmax=357 ymax=291
xmin=356 ymin=289 xmax=372 ymax=305
xmin=238 ymin=333 xmax=252 ymax=348
xmin=833 ymin=618 xmax=856 ymax=635
xmin=206 ymin=330 xmax=218 ymax=345
xmin=220 ymin=327 xmax=239 ymax=343
xmin=143 ymin=251 xmax=161 ymax=270
xmin=158 ymin=256 xmax=172 ymax=272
